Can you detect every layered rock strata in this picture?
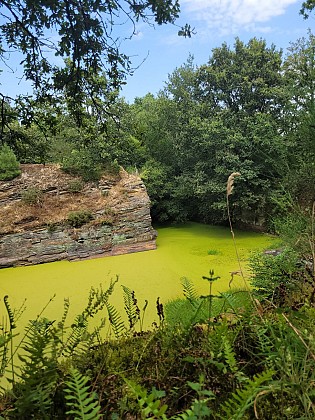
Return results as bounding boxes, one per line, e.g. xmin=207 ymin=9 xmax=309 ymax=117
xmin=0 ymin=164 xmax=157 ymax=268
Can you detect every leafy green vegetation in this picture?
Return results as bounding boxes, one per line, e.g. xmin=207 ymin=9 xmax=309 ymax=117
xmin=0 ymin=145 xmax=21 ymax=181
xmin=0 ymin=0 xmax=188 ymax=125
xmin=67 ymin=180 xmax=84 ymax=194
xmin=21 ymin=187 xmax=43 ymax=206
xmin=0 ymin=180 xmax=313 ymax=418
xmin=67 ymin=210 xmax=94 ymax=228
xmin=1 ymin=28 xmax=314 ymax=230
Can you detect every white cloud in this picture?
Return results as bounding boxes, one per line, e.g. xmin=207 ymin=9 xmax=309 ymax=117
xmin=181 ymin=0 xmax=298 ymax=35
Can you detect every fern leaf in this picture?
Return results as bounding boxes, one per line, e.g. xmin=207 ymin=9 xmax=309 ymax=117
xmin=60 ymin=280 xmax=118 ymax=356
xmin=181 ymin=277 xmax=199 ymax=302
xmin=122 ymin=285 xmax=140 ymax=330
xmin=220 ymin=369 xmax=274 ymax=419
xmin=60 ymin=314 xmax=88 ymax=356
xmin=222 ymin=335 xmax=238 ymax=373
xmin=220 ymin=289 xmax=254 ymax=317
xmin=13 ymin=318 xmax=59 ymax=417
xmin=124 ymin=377 xmax=168 ymax=419
xmin=4 ymin=295 xmax=16 ymax=330
xmin=85 ymin=277 xmax=119 ymax=317
xmin=58 ymin=297 xmax=70 ymax=330
xmin=105 ymin=302 xmax=126 ymax=338
xmin=64 ymin=367 xmax=101 ymax=420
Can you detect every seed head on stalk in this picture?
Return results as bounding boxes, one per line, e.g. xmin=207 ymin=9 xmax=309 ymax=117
xmin=227 ymin=172 xmax=241 ymax=196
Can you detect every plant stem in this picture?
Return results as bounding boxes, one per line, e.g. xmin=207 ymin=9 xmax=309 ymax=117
xmin=226 ymin=194 xmax=245 ymax=285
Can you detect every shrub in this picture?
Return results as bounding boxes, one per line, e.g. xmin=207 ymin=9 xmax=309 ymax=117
xmin=67 ymin=179 xmax=84 ymax=193
xmin=249 ymin=248 xmax=310 ymax=306
xmin=0 ymin=144 xmax=21 ymax=181
xmin=61 ymin=149 xmax=103 ymax=182
xmin=273 ymin=209 xmax=313 ymax=257
xmin=104 ymin=160 xmax=121 ymax=176
xmin=67 ymin=210 xmax=93 ymax=228
xmin=21 ymin=187 xmax=43 ymax=206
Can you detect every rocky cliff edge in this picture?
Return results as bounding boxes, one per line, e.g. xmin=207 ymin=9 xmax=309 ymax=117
xmin=0 ymin=164 xmax=157 ymax=268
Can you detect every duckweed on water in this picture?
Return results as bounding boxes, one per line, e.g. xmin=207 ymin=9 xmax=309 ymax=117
xmin=0 ymin=223 xmax=275 ymax=328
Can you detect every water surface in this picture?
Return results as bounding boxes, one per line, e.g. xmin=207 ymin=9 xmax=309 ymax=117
xmin=0 ymin=223 xmax=275 ymax=328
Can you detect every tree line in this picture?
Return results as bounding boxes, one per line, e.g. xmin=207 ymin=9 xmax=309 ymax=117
xmin=2 ymin=34 xmax=315 ymax=229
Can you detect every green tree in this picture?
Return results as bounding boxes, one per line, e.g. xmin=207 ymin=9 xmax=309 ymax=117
xmin=192 ymin=38 xmax=287 ymax=225
xmin=147 ymin=39 xmax=288 ymax=225
xmin=196 ymin=38 xmax=285 ymax=117
xmin=130 ymin=42 xmax=289 ymax=225
xmin=129 ymin=93 xmax=183 ymax=221
xmin=0 ymin=144 xmax=21 ymax=180
xmin=281 ymin=32 xmax=315 ymax=208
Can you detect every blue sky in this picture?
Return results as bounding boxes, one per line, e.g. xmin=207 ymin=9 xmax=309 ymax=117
xmin=0 ymin=0 xmax=313 ymax=103
xmin=120 ymin=0 xmax=314 ymax=101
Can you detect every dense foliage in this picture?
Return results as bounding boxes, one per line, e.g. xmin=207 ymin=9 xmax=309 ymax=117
xmin=0 ymin=144 xmax=21 ymax=180
xmin=125 ymin=35 xmax=315 ymax=227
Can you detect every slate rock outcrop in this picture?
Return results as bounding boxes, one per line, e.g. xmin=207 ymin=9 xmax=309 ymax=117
xmin=0 ymin=164 xmax=157 ymax=268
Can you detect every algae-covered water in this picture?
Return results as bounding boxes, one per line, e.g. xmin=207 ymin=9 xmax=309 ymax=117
xmin=0 ymin=222 xmax=275 ymax=329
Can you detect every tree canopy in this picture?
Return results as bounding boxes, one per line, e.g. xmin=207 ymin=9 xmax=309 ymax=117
xmin=0 ymin=0 xmax=190 ymax=106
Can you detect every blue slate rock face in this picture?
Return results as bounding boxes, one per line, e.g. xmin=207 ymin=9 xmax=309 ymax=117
xmin=0 ymin=164 xmax=157 ymax=268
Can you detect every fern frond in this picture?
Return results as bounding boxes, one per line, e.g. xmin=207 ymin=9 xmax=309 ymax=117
xmin=14 ymin=381 xmax=56 ymax=417
xmin=60 ymin=314 xmax=89 ymax=357
xmin=181 ymin=278 xmax=199 ymax=302
xmin=64 ymin=367 xmax=101 ymax=419
xmin=13 ymin=318 xmax=59 ymax=417
xmin=219 ymin=369 xmax=274 ymax=419
xmin=18 ymin=318 xmax=57 ymax=370
xmin=4 ymin=296 xmax=16 ymax=330
xmin=58 ymin=298 xmax=70 ymax=330
xmin=222 ymin=335 xmax=238 ymax=373
xmin=124 ymin=377 xmax=168 ymax=419
xmin=60 ymin=280 xmax=119 ymax=356
xmin=165 ymin=297 xmax=209 ymax=329
xmin=83 ymin=277 xmax=119 ymax=318
xmin=219 ymin=289 xmax=254 ymax=317
xmin=171 ymin=399 xmax=212 ymax=420
xmin=122 ymin=285 xmax=140 ymax=330
xmin=0 ymin=333 xmax=11 ymax=378
xmin=86 ymin=318 xmax=106 ymax=348
xmin=170 ymin=377 xmax=214 ymax=419
xmin=105 ymin=302 xmax=126 ymax=338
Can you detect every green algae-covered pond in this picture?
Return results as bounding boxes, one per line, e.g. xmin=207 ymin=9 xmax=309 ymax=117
xmin=0 ymin=223 xmax=275 ymax=329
